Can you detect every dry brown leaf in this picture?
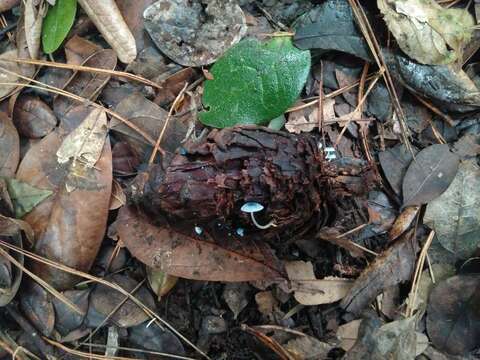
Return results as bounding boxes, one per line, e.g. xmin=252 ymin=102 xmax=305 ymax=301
xmin=64 ymin=35 xmax=103 ymax=65
xmin=53 ymin=49 xmax=117 ymax=119
xmin=286 ymin=261 xmax=353 ymax=305
xmin=16 ymin=116 xmax=112 ymax=290
xmin=12 ymin=94 xmax=57 ymax=139
xmin=388 ymin=206 xmax=419 ymax=242
xmin=111 ymin=205 xmax=285 ymax=282
xmin=24 ymin=0 xmax=46 ymax=59
xmin=341 ymin=230 xmax=418 ymax=315
xmin=56 ymin=107 xmax=108 ymax=169
xmin=77 ymin=0 xmax=137 ymax=63
xmin=285 ymin=98 xmax=335 ymax=134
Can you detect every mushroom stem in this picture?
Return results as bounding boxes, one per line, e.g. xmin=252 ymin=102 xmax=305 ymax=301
xmin=250 ymin=212 xmax=277 ymax=230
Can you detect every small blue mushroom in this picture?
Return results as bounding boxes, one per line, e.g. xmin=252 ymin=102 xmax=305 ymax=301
xmin=236 ymin=227 xmax=245 ymax=237
xmin=194 ymin=226 xmax=203 ymax=235
xmin=240 ymin=202 xmax=264 ymax=213
xmin=240 ymin=202 xmax=276 ymax=230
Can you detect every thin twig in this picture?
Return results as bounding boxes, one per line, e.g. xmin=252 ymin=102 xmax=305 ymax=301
xmin=0 ymin=246 xmax=83 ymax=315
xmin=412 ymin=93 xmax=454 ymax=127
xmin=0 ymin=66 xmax=156 ymax=145
xmin=0 ymin=239 xmax=211 ymax=360
xmin=149 ymin=82 xmax=189 ymax=164
xmin=406 ymin=230 xmax=435 ymax=317
xmin=286 ymin=72 xmax=382 ymax=113
xmin=6 ymin=57 xmax=163 ymax=89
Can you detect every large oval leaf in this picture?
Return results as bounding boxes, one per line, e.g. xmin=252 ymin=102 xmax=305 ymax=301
xmin=294 ymin=0 xmax=372 ymax=61
xmin=424 ymin=160 xmax=480 ymax=259
xmin=16 ymin=109 xmax=112 ymax=290
xmin=427 ymin=274 xmax=480 ymax=355
xmin=42 ymin=0 xmax=77 ymax=54
xmin=402 ymin=144 xmax=459 ymax=207
xmin=199 ymin=37 xmax=311 ymax=128
xmin=111 ymin=206 xmax=285 ymax=282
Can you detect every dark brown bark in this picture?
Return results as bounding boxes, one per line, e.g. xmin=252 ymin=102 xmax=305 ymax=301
xmin=130 ymin=126 xmax=374 ymax=234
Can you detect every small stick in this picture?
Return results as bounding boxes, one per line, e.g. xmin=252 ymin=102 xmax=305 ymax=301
xmin=412 ymin=93 xmax=455 ymax=127
xmin=149 ymin=82 xmax=189 ymax=164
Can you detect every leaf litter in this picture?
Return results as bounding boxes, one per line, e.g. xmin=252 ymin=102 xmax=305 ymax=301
xmin=0 ymin=0 xmax=479 ymax=359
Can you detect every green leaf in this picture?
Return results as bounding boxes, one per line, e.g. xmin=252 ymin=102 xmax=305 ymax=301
xmin=5 ymin=178 xmax=53 ymax=218
xmin=42 ymin=0 xmax=77 ymax=54
xmin=199 ymin=37 xmax=311 ymax=128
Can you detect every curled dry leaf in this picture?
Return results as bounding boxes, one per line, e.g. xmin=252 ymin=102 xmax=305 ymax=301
xmin=424 ymin=160 xmax=480 ymax=259
xmin=12 ymin=94 xmax=57 ymax=139
xmin=143 ymin=0 xmax=247 ymax=67
xmin=388 ymin=205 xmax=419 ymax=242
xmin=53 ymin=49 xmax=117 ymax=119
xmin=286 ymin=261 xmax=353 ymax=305
xmin=0 ymin=112 xmax=19 ymax=178
xmin=427 ymin=274 xmax=480 ymax=355
xmin=116 ymin=0 xmax=156 ymax=53
xmin=111 ymin=205 xmax=285 ymax=282
xmin=24 ymin=0 xmax=46 ymax=59
xmin=402 ymin=144 xmax=459 ymax=207
xmin=77 ymin=0 xmax=137 ymax=63
xmin=385 ymin=51 xmax=480 ymax=112
xmin=15 ymin=14 xmax=36 ymax=79
xmin=16 ymin=113 xmax=112 ymax=290
xmin=378 ymin=0 xmax=474 ymax=65
xmin=56 ymin=107 xmax=108 ymax=169
xmin=146 ymin=266 xmax=178 ymax=299
xmin=341 ymin=230 xmax=418 ymax=315
xmin=285 ymin=98 xmax=335 ymax=134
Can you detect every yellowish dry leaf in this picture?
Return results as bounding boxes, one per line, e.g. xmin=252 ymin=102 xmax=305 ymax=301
xmin=56 ymin=108 xmax=108 ymax=167
xmin=285 ymin=98 xmax=335 ymax=134
xmin=286 ymin=261 xmax=353 ymax=305
xmin=24 ymin=0 xmax=46 ymax=59
xmin=77 ymin=0 xmax=137 ymax=63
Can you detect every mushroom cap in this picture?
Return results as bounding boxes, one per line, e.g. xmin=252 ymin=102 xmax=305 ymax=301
xmin=240 ymin=202 xmax=264 ymax=213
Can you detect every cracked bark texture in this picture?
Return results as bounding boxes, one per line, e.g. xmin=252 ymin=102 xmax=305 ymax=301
xmin=130 ymin=126 xmax=374 ymax=234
